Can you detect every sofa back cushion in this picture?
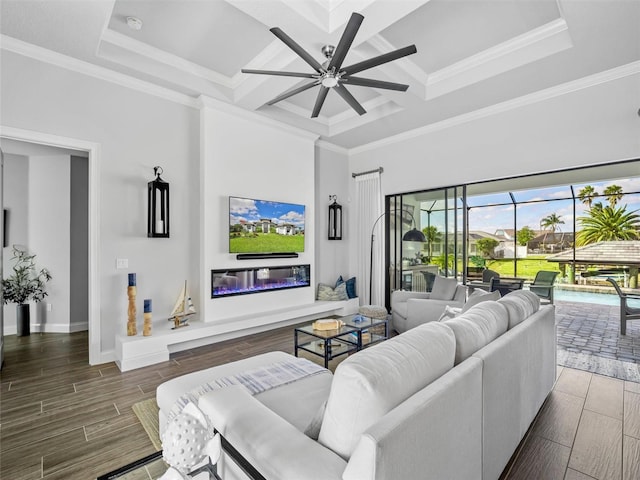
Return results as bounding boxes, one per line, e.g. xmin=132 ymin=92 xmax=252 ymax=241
xmin=498 ymin=290 xmax=540 ymax=329
xmin=462 ymin=289 xmax=501 ymax=313
xmin=443 ymin=302 xmax=509 ymax=365
xmin=317 ymin=322 xmax=456 ymax=460
xmin=430 ymin=276 xmax=459 ymax=300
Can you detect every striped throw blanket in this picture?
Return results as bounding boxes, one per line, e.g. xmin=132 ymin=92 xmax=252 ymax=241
xmin=168 ymin=357 xmax=327 ymax=421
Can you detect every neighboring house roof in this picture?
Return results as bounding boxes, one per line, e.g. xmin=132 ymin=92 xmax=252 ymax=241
xmin=546 ymin=241 xmax=640 ymax=265
xmin=529 ymin=232 xmax=575 ymax=244
xmin=469 ymin=231 xmax=501 ymax=241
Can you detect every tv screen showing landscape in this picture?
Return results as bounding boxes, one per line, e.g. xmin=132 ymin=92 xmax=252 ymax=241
xmin=229 ymin=196 xmax=305 ymax=254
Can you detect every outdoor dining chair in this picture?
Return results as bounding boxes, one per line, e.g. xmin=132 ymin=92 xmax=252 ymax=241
xmin=529 ymin=271 xmax=560 ymax=304
xmin=607 ymin=277 xmax=640 ymax=335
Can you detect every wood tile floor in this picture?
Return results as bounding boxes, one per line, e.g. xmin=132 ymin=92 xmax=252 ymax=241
xmin=1 ymin=328 xmax=639 ymax=480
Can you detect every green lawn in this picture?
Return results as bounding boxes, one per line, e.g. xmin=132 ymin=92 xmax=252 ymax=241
xmin=484 ymin=257 xmax=561 ymax=280
xmin=230 ymin=233 xmax=304 ymax=253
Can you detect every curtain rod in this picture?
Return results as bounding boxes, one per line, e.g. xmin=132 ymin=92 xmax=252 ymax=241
xmin=352 ymin=167 xmax=383 ymax=178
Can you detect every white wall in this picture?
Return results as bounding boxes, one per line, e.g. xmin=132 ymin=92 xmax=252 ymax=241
xmin=1 ymin=51 xmax=200 ymax=358
xmin=29 ymin=155 xmax=71 ymax=332
xmin=315 ymin=144 xmax=353 ymax=288
xmin=349 ymin=73 xmax=640 ymax=196
xmin=200 ymin=99 xmax=318 ymax=323
xmin=2 ymin=154 xmax=29 ymax=332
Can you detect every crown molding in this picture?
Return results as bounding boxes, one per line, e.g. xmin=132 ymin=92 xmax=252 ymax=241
xmin=99 ymin=28 xmax=233 ymax=87
xmin=198 ymin=95 xmax=319 ymax=141
xmin=0 ymin=34 xmax=198 ymax=109
xmin=315 ymin=139 xmax=349 ymax=155
xmin=425 ymin=17 xmax=572 ymax=100
xmin=350 ymin=60 xmax=640 ymax=156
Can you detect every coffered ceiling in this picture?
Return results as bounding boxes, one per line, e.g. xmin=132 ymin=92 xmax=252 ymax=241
xmin=1 ymin=0 xmax=639 ymax=149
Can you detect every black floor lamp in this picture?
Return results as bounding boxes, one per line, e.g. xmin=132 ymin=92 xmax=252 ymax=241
xmin=369 ymin=209 xmax=426 ymax=302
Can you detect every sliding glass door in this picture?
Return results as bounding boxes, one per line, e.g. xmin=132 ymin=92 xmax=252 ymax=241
xmin=386 ymin=187 xmax=463 ymax=308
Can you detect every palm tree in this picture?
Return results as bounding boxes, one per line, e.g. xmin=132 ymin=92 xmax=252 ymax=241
xmin=540 ymin=213 xmax=565 ymax=251
xmin=576 ymin=205 xmax=640 ymax=246
xmin=421 ymin=226 xmax=442 ymax=261
xmin=603 ymin=184 xmax=624 ymax=207
xmin=577 ymin=185 xmax=598 ymax=207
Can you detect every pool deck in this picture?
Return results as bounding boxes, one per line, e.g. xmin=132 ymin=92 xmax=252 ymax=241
xmin=556 ymin=300 xmax=640 ymax=364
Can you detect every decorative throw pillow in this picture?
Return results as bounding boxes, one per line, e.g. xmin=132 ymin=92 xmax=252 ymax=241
xmin=461 ymin=289 xmax=501 ymax=313
xmin=317 ymin=282 xmax=348 ymax=301
xmin=335 ymin=276 xmax=357 ymax=299
xmin=438 ymin=304 xmax=462 ymax=322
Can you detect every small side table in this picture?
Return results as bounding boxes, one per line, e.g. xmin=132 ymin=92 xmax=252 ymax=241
xmin=294 ymin=324 xmax=359 ymax=368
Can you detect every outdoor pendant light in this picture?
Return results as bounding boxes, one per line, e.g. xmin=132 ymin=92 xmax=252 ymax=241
xmin=148 ymin=166 xmax=170 ymax=238
xmin=328 ymin=195 xmax=342 ymax=240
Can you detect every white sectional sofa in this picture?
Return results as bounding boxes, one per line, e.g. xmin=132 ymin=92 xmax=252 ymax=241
xmin=157 ymin=290 xmax=556 ymax=480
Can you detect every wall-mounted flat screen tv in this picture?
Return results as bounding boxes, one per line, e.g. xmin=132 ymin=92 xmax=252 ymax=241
xmin=229 ymin=196 xmax=305 ymax=254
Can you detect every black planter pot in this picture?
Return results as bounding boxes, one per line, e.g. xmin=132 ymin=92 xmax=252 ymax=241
xmin=16 ymin=303 xmax=30 ymax=337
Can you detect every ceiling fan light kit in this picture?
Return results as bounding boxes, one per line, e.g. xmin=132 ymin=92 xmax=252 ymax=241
xmin=242 ymin=12 xmax=417 ymax=118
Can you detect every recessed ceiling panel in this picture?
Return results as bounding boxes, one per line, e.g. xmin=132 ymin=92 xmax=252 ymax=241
xmin=382 ymin=0 xmax=562 ymax=73
xmin=110 ymin=0 xmax=272 ymax=77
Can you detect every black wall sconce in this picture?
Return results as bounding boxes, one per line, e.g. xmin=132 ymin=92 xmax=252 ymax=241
xmin=148 ymin=166 xmax=170 ymax=238
xmin=328 ymin=195 xmax=342 ymax=240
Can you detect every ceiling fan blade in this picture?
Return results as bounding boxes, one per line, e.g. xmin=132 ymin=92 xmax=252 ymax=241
xmin=334 ymin=84 xmax=366 ymax=116
xmin=242 ymin=69 xmax=318 ymax=79
xmin=266 ymin=81 xmax=319 ymax=106
xmin=341 ymin=45 xmax=417 ymax=76
xmin=328 ymin=12 xmax=364 ymax=71
xmin=342 ymin=76 xmax=409 ymax=91
xmin=311 ymin=87 xmax=330 ymax=118
xmin=270 ymin=27 xmax=325 ymax=73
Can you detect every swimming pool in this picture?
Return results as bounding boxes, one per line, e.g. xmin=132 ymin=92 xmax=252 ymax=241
xmin=554 ymin=287 xmax=640 ymax=307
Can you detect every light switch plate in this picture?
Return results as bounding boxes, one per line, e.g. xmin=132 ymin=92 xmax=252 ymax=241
xmin=116 ymin=258 xmax=129 ymax=269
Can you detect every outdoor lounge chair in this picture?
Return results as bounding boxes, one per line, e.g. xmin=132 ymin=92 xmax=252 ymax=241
xmin=529 ymin=271 xmax=560 ymax=304
xmin=607 ymin=278 xmax=640 ymax=335
xmin=490 ymin=276 xmax=525 ymax=296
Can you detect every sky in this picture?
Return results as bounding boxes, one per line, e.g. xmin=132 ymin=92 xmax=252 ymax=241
xmin=421 ymin=178 xmax=640 ymax=234
xmin=229 ymin=196 xmax=305 ymax=227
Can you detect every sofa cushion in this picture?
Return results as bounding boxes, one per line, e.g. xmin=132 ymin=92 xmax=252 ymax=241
xmin=317 ymin=322 xmax=456 ymax=460
xmin=443 ymin=302 xmax=509 ymax=365
xmin=336 ymin=276 xmax=357 ymax=299
xmin=317 ymin=282 xmax=348 ymax=301
xmin=498 ymin=290 xmax=540 ymax=329
xmin=462 ymin=289 xmax=501 ymax=313
xmin=430 ymin=276 xmax=459 ymax=300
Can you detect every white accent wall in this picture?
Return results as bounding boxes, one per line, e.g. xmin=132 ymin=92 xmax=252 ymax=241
xmin=199 ymin=97 xmax=318 ymax=323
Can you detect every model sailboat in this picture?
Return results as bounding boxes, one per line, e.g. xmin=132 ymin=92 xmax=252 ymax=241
xmin=169 ymin=280 xmax=196 ymax=329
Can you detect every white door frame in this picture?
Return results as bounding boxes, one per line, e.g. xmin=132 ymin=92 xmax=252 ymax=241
xmin=0 ymin=126 xmax=102 ymax=365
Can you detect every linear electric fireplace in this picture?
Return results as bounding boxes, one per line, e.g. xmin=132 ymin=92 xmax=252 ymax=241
xmin=211 ymin=264 xmax=310 ymax=298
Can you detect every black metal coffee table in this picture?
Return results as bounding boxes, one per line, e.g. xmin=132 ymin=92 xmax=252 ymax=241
xmin=294 ymin=314 xmax=389 ymax=368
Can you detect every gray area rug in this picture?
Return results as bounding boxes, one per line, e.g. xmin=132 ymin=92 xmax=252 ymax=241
xmin=557 ymin=349 xmax=640 ymax=383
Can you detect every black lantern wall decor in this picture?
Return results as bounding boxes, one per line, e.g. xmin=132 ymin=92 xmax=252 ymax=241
xmin=328 ymin=195 xmax=342 ymax=240
xmin=147 ymin=166 xmax=170 ymax=238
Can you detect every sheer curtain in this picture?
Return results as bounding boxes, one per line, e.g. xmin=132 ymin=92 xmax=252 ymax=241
xmin=355 ymin=171 xmax=383 ymax=305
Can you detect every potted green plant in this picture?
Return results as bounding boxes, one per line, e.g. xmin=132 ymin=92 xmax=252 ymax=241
xmin=2 ymin=245 xmax=52 ymax=336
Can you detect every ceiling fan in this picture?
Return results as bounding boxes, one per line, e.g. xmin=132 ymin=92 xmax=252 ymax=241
xmin=242 ymin=12 xmax=417 ymax=118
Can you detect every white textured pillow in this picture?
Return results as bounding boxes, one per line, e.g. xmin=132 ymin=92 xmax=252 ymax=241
xmin=443 ymin=302 xmax=509 ymax=364
xmin=430 ymin=276 xmax=458 ymax=300
xmin=438 ymin=304 xmax=462 ymax=321
xmin=316 ymin=282 xmax=348 ymax=301
xmin=462 ymin=290 xmax=501 ymax=313
xmin=317 ymin=322 xmax=456 ymax=459
xmin=498 ymin=290 xmax=540 ymax=328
